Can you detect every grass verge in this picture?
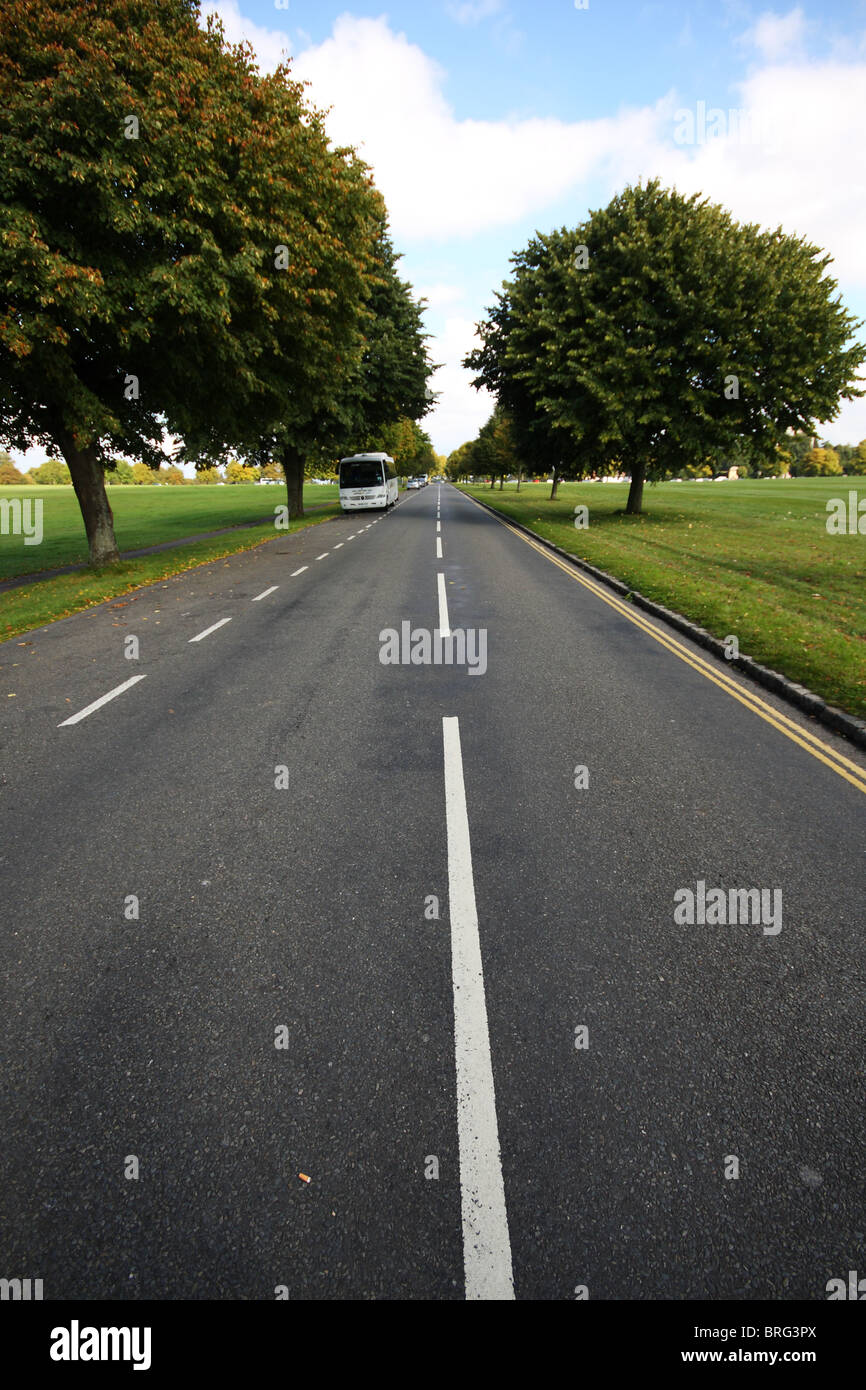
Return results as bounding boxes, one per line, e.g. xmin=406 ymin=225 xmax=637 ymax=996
xmin=0 ymin=508 xmax=340 ymax=643
xmin=460 ymin=479 xmax=866 ymax=720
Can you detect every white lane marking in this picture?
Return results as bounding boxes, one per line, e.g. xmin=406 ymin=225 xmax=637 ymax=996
xmin=346 ymin=536 xmax=356 ymax=542
xmin=291 ymin=566 xmax=308 ymax=576
xmin=437 ymin=521 xmax=441 ymax=533
xmin=58 ymin=675 xmax=147 ymax=727
xmin=437 ymin=572 xmax=451 ymax=638
xmin=189 ymin=617 xmax=232 ymax=644
xmin=316 ymin=552 xmax=329 ymax=561
xmin=334 ymin=543 xmax=344 ymax=549
xmin=442 ymin=717 xmax=515 ymax=1302
xmin=252 ymin=586 xmax=278 ymax=602
xmin=436 ymin=538 xmax=443 ymax=559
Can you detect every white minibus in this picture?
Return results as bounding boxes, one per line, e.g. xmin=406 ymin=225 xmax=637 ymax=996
xmin=338 ymin=453 xmax=399 ymax=511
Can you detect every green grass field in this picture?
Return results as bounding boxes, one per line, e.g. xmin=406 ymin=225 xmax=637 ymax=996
xmin=460 ymin=477 xmax=866 ymax=719
xmin=0 ymin=482 xmax=339 ymax=580
xmin=0 ymin=484 xmax=341 ymax=642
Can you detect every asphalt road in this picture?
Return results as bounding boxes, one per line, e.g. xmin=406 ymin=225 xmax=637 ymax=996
xmin=1 ymin=482 xmax=863 ymax=1300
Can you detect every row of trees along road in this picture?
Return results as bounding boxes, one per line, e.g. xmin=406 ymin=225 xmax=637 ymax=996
xmin=0 ymin=0 xmax=435 ymax=564
xmin=464 ymin=180 xmax=864 ymax=513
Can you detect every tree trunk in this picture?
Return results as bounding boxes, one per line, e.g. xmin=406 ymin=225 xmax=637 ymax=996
xmin=59 ymin=434 xmax=121 ymax=565
xmin=498 ymin=473 xmax=504 ymax=489
xmin=516 ymin=470 xmax=521 ymax=492
xmin=278 ymin=446 xmax=305 ymax=518
xmin=489 ymin=474 xmax=495 ymax=489
xmin=626 ymin=460 xmax=645 ymax=514
xmin=550 ymin=464 xmax=559 ymax=500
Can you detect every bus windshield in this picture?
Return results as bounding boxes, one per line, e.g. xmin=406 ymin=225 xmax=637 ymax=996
xmin=340 ymin=460 xmax=384 ymax=488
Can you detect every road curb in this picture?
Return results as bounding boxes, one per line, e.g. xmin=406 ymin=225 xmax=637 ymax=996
xmin=463 ymin=490 xmax=866 ymax=754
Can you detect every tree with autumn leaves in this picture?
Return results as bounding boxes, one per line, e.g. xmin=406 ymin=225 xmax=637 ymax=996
xmin=0 ymin=0 xmax=433 ymax=561
xmin=466 ymin=181 xmax=864 ymax=513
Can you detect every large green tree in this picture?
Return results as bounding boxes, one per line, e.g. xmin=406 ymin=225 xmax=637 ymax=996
xmin=357 ymin=416 xmax=436 ymax=476
xmin=467 ymin=181 xmax=864 ymax=513
xmin=244 ymin=218 xmax=436 ymax=516
xmin=847 ymin=440 xmax=866 ymax=475
xmin=0 ymin=0 xmax=381 ymax=560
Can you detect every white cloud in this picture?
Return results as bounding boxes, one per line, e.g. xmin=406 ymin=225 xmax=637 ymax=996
xmin=199 ymin=0 xmax=291 ymax=73
xmin=822 ymin=395 xmax=866 ymax=445
xmin=416 ymin=284 xmax=466 ymax=310
xmin=291 ymin=16 xmax=674 ymax=242
xmin=446 ymin=0 xmax=504 ymax=23
xmin=740 ymin=7 xmax=807 ymax=62
xmin=646 ymin=61 xmax=866 ymax=292
xmin=425 ymin=317 xmax=495 ymax=453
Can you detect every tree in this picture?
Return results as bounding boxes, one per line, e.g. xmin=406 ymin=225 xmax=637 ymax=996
xmin=344 ymin=226 xmax=436 ymax=444
xmin=181 ymin=79 xmax=393 ymax=519
xmin=0 ymin=458 xmax=26 ymax=483
xmin=105 ymin=459 xmax=136 ymax=484
xmin=446 ymin=440 xmax=475 ymax=482
xmin=780 ymin=432 xmax=815 ymax=474
xmin=161 ymin=465 xmax=186 ymax=484
xmin=468 ymin=406 xmax=520 ymax=489
xmin=225 ymin=460 xmax=257 ymax=483
xmin=131 ymin=461 xmax=156 ymax=485
xmin=467 ymin=181 xmax=864 ymax=514
xmin=247 ymin=217 xmax=437 ymax=516
xmin=258 ymin=459 xmax=283 ymax=483
xmin=194 ymin=465 xmax=224 ymax=484
xmin=846 ymin=440 xmax=866 ymax=475
xmin=799 ymin=447 xmax=843 ymax=476
xmin=0 ymin=0 xmax=384 ymax=560
xmin=359 ymin=416 xmax=435 ymax=475
xmin=31 ymin=458 xmax=71 ymax=484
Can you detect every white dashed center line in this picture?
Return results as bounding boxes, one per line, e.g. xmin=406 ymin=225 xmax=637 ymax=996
xmin=334 ymin=543 xmax=344 ymax=549
xmin=189 ymin=617 xmax=232 ymax=643
xmin=436 ymin=538 xmax=443 ymax=559
xmin=437 ymin=573 xmax=451 ymax=638
xmin=58 ymin=675 xmax=147 ymax=727
xmin=316 ymin=553 xmax=329 ymax=561
xmin=252 ymin=586 xmax=278 ymax=602
xmin=291 ymin=567 xmax=308 ymax=576
xmin=442 ymin=716 xmax=514 ymax=1301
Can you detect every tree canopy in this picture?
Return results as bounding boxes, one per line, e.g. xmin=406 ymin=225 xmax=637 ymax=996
xmin=466 ymin=180 xmax=864 ymax=512
xmin=0 ymin=0 xmax=433 ymax=558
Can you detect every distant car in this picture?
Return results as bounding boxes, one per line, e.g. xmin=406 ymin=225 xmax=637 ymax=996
xmin=407 ymin=477 xmax=421 ymax=489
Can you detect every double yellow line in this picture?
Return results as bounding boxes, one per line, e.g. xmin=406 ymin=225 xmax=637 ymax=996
xmin=469 ymin=496 xmax=866 ymax=797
